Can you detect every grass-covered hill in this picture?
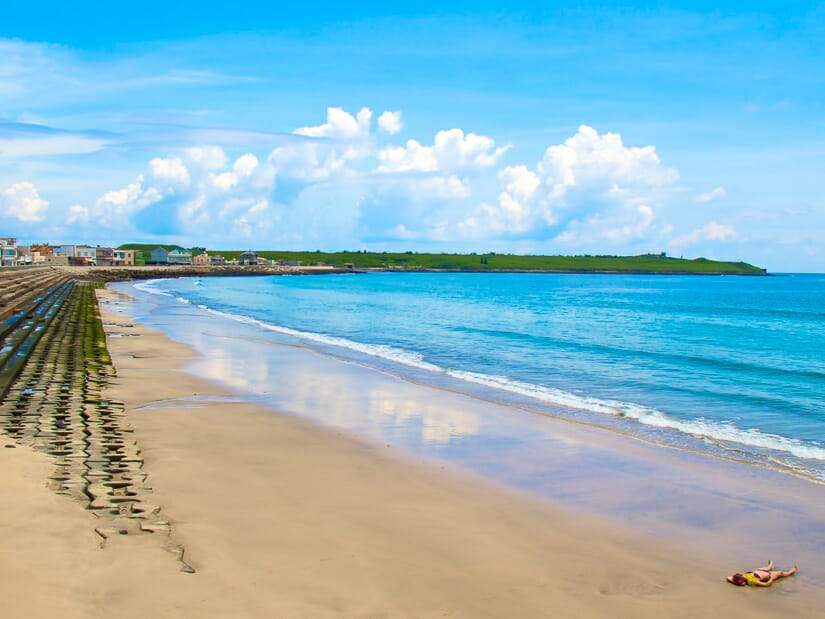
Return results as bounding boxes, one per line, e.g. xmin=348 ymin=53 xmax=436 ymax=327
xmin=207 ymin=250 xmax=766 ymax=274
xmin=116 ymin=245 xmax=765 ymax=274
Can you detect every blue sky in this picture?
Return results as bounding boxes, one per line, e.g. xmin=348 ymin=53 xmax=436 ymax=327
xmin=1 ymin=2 xmax=823 ymax=270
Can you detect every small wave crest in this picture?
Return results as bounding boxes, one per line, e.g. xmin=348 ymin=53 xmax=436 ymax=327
xmin=447 ymin=370 xmax=825 ymax=461
xmin=205 ymin=307 xmax=443 ymax=373
xmin=133 ymin=279 xmax=173 ymax=297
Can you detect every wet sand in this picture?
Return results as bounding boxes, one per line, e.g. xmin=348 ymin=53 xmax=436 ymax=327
xmin=1 ymin=286 xmax=822 ymax=618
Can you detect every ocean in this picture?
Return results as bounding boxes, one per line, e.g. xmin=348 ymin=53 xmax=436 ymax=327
xmin=122 ymin=271 xmax=825 ymax=483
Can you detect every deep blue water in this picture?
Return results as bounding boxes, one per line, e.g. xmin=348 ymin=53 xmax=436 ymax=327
xmin=139 ymin=272 xmax=825 ymax=480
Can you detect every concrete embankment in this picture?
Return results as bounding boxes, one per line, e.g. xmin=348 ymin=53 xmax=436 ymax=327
xmin=0 ymin=266 xmax=189 ymax=566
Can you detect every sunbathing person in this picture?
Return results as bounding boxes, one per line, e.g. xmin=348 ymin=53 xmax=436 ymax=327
xmin=727 ymin=560 xmax=798 ymax=587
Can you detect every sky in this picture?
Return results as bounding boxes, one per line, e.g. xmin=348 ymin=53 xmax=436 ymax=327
xmin=1 ymin=2 xmax=823 ymax=271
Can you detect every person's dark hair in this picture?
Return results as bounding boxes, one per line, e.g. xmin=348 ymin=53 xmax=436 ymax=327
xmin=731 ymin=573 xmax=747 ymax=586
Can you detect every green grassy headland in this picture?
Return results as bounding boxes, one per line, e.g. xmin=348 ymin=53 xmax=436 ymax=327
xmin=116 ymin=245 xmax=766 ymax=274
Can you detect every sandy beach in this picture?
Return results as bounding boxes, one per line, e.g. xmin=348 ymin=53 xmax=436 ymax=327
xmin=0 ymin=285 xmax=822 ymax=618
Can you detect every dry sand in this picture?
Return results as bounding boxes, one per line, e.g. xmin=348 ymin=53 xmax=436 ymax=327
xmin=1 ymin=287 xmax=821 ymax=618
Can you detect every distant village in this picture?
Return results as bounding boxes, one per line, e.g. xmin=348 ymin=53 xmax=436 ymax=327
xmin=0 ymin=237 xmax=290 ymax=268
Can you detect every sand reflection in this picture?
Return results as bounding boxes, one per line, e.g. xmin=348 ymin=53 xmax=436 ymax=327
xmin=189 ymin=334 xmax=482 ymax=445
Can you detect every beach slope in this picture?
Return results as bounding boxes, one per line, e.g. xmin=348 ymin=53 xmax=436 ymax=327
xmin=0 ymin=287 xmax=819 ymax=618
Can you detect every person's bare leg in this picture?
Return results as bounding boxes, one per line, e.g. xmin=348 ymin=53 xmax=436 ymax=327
xmin=757 ymin=559 xmax=774 ymax=572
xmin=769 ymin=566 xmax=798 ymax=583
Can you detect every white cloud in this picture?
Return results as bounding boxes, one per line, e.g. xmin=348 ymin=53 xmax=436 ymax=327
xmin=697 ymin=186 xmax=727 ymax=203
xmin=87 ymin=145 xmax=281 ymax=237
xmin=377 ymin=128 xmax=510 ymax=173
xmin=59 ymin=113 xmax=696 ymax=252
xmin=268 ymin=141 xmax=352 ymax=182
xmin=377 ymin=110 xmax=403 ymax=135
xmin=233 ymin=153 xmax=259 ymax=176
xmin=539 ymin=125 xmax=678 ymax=196
xmin=377 ymin=139 xmax=438 ymax=172
xmin=1 ymin=181 xmax=49 ymax=222
xmin=94 ymin=177 xmax=162 ymax=227
xmin=454 ymin=166 xmax=543 ymax=239
xmin=638 ymin=204 xmax=654 ymax=227
xmin=494 ymin=165 xmax=545 ymax=233
xmin=66 ymin=204 xmax=90 ymax=225
xmin=185 ymin=146 xmax=228 ymax=171
xmin=249 ymin=199 xmax=268 ymax=214
xmin=670 ymin=220 xmax=736 ymax=249
xmin=704 ymin=220 xmax=736 ymax=240
xmin=90 ymin=149 xmax=231 ymax=229
xmin=437 ymin=129 xmax=511 ymax=169
xmin=230 ymin=199 xmax=276 ymax=238
xmin=500 ymin=165 xmax=541 ymax=202
xmin=455 ymin=125 xmax=678 ymax=241
xmin=414 ymin=175 xmax=472 ymax=199
xmin=598 ymin=204 xmax=656 ymax=243
xmin=148 ymin=156 xmax=191 ymax=189
xmin=210 ymin=172 xmax=238 ymax=191
xmin=294 ymin=107 xmax=372 ymax=140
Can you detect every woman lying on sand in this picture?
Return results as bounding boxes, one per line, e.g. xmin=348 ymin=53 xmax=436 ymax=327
xmin=727 ymin=560 xmax=798 ymax=587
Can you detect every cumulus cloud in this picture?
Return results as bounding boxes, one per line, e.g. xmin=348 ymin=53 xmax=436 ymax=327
xmin=595 ymin=204 xmax=657 ymax=243
xmin=703 ymin=221 xmax=736 ymax=240
xmin=697 ymin=186 xmax=727 ymax=203
xmin=185 ymin=146 xmax=228 ymax=171
xmin=66 ymin=204 xmax=90 ymax=225
xmin=88 ymin=147 xmax=275 ymax=236
xmin=210 ymin=172 xmax=238 ymax=191
xmin=83 ymin=108 xmax=401 ymax=239
xmin=351 ymin=124 xmax=512 ymax=241
xmin=59 ymin=110 xmax=697 ymax=251
xmin=539 ymin=125 xmax=678 ymax=197
xmin=377 ymin=110 xmax=403 ymax=135
xmin=233 ymin=153 xmax=259 ymax=176
xmin=416 ymin=175 xmax=472 ymax=199
xmin=267 ymin=141 xmax=353 ymax=183
xmin=377 ymin=139 xmax=437 ymax=172
xmin=670 ymin=220 xmax=736 ymax=249
xmin=454 ymin=125 xmax=678 ymax=241
xmin=377 ymin=128 xmax=510 ymax=173
xmin=1 ymin=181 xmax=49 ymax=222
xmin=94 ymin=178 xmax=160 ymax=225
xmin=148 ymin=156 xmax=190 ymax=190
xmin=294 ymin=107 xmax=372 ymax=140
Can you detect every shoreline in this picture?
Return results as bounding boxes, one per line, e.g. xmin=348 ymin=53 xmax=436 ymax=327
xmin=1 ymin=273 xmax=822 ymax=616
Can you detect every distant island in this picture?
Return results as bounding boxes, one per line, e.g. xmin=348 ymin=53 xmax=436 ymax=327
xmin=117 ymin=245 xmax=767 ymax=275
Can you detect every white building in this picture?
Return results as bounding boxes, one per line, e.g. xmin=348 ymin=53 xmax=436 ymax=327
xmin=0 ymin=237 xmax=18 ymax=267
xmin=55 ymin=245 xmax=97 ymax=262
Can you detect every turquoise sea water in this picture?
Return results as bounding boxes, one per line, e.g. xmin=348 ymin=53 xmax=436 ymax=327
xmin=133 ymin=272 xmax=825 ymax=481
